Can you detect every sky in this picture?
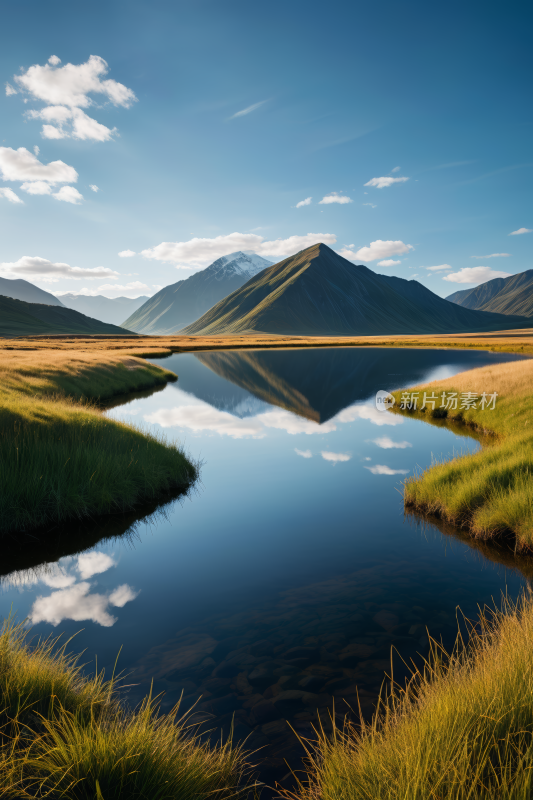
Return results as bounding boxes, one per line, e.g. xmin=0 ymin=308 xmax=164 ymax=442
xmin=0 ymin=0 xmax=531 ymax=299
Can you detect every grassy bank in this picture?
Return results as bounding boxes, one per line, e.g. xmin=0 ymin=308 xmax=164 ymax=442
xmin=286 ymin=594 xmax=533 ymax=800
xmin=388 ymin=357 xmax=533 ymax=551
xmin=0 ymin=350 xmax=197 ymax=534
xmin=0 ymin=619 xmax=249 ymax=799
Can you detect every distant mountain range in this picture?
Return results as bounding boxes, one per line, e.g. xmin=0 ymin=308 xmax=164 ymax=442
xmin=121 ymin=251 xmax=273 ymax=334
xmin=0 ymin=277 xmax=65 ymax=307
xmin=0 ymin=295 xmax=131 ymax=337
xmin=180 ymin=243 xmax=531 ymax=336
xmin=59 ymin=293 xmax=149 ymax=326
xmin=446 ymin=269 xmax=533 ymax=317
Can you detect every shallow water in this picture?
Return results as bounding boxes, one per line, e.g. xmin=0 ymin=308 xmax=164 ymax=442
xmin=1 ymin=347 xmax=529 ymax=786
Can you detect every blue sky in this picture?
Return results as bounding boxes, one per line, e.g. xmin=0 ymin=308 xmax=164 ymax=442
xmin=0 ymin=0 xmax=531 ymax=299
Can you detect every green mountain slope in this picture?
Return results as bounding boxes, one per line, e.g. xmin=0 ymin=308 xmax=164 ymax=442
xmin=122 ymin=251 xmax=272 ymax=334
xmin=446 ymin=270 xmax=533 ymax=317
xmin=0 ymin=277 xmax=65 ymax=307
xmin=180 ymin=244 xmax=531 ymax=336
xmin=0 ymin=295 xmax=132 ymax=337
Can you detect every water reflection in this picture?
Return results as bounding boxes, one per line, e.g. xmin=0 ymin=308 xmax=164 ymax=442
xmin=1 ymin=346 xmax=529 ymax=789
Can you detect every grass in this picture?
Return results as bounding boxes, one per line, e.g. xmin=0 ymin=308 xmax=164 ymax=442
xmin=284 ymin=593 xmax=533 ymax=800
xmin=389 ymin=357 xmax=533 ymax=551
xmin=0 ymin=349 xmax=197 ymax=534
xmin=0 ymin=618 xmax=251 ymax=799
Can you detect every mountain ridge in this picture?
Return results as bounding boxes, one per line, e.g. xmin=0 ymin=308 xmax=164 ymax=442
xmin=0 ymin=295 xmax=132 ymax=337
xmin=446 ymin=269 xmax=533 ymax=317
xmin=121 ymin=251 xmax=273 ymax=334
xmin=0 ymin=277 xmax=65 ymax=307
xmin=180 ymin=244 xmax=532 ymax=336
xmin=59 ymin=293 xmax=149 ymax=326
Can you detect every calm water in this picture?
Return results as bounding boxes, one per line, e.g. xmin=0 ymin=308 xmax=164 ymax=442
xmin=1 ymin=347 xmax=530 ymax=786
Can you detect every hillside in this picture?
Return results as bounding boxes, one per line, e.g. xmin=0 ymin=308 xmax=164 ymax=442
xmin=0 ymin=295 xmax=132 ymax=337
xmin=59 ymin=293 xmax=149 ymax=325
xmin=446 ymin=269 xmax=533 ymax=317
xmin=180 ymin=244 xmax=531 ymax=336
xmin=0 ymin=277 xmax=64 ymax=307
xmin=121 ymin=251 xmax=272 ymax=334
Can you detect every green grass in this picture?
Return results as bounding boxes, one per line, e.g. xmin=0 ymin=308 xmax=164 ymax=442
xmin=285 ymin=594 xmax=533 ymax=800
xmin=0 ymin=619 xmax=251 ymax=799
xmin=388 ymin=358 xmax=533 ymax=551
xmin=0 ymin=351 xmax=197 ymax=534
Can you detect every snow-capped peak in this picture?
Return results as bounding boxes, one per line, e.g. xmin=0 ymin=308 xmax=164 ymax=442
xmin=207 ymin=251 xmax=273 ymax=280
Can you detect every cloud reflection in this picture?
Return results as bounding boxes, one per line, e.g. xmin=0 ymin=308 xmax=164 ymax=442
xmin=365 ymin=465 xmax=410 ymax=475
xmin=30 ymin=582 xmax=138 ymax=627
xmin=143 ymin=389 xmax=404 ymax=440
xmin=322 ymin=451 xmax=351 ymax=463
xmin=295 ymin=448 xmax=313 ymax=458
xmin=371 ymin=436 xmax=412 ymax=449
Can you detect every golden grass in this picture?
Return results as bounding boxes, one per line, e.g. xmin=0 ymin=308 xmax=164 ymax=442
xmin=284 ymin=594 xmax=533 ymax=800
xmin=0 ymin=348 xmax=197 ymax=534
xmin=0 ymin=619 xmax=250 ymax=799
xmin=390 ymin=358 xmax=533 ymax=549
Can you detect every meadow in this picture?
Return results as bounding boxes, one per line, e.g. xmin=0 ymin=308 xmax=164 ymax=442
xmin=0 ymin=347 xmax=197 ymax=534
xmin=390 ymin=357 xmax=533 ymax=550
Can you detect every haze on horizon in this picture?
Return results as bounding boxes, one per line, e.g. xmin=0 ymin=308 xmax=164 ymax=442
xmin=0 ymin=0 xmax=530 ymax=301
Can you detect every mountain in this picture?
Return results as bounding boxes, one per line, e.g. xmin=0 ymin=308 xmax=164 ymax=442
xmin=446 ymin=269 xmax=533 ymax=317
xmin=121 ymin=251 xmax=273 ymax=334
xmin=0 ymin=277 xmax=65 ymax=307
xmin=0 ymin=295 xmax=132 ymax=337
xmin=180 ymin=243 xmax=531 ymax=336
xmin=59 ymin=293 xmax=149 ymax=326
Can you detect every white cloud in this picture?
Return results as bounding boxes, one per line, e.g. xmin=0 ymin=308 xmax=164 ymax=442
xmin=20 ymin=181 xmax=52 ymax=195
xmin=340 ymin=240 xmax=413 ymax=262
xmin=0 ymin=147 xmax=77 ymax=184
xmin=57 ymin=281 xmax=151 ymax=298
xmin=29 ymin=581 xmax=138 ymax=627
xmin=142 ymin=232 xmax=337 ymax=267
xmin=319 ymin=192 xmax=352 ymax=205
xmin=391 ymin=166 xmax=401 ymax=173
xmin=425 ymin=264 xmax=452 ymax=272
xmin=296 ymin=197 xmax=312 ymax=208
xmin=364 ymin=177 xmax=409 ymax=189
xmin=229 ymin=100 xmax=266 ymax=119
xmin=365 ymin=465 xmax=409 ymax=475
xmin=470 ymin=253 xmax=511 ymax=259
xmin=118 ymin=249 xmax=136 ymax=257
xmin=147 ymin=405 xmax=267 ymax=439
xmin=377 ymin=259 xmax=401 ymax=267
xmin=0 ymin=256 xmax=119 ymax=283
xmin=0 ymin=187 xmax=24 ymax=204
xmin=321 ymin=451 xmax=351 ymax=463
xmin=295 ymin=448 xmax=312 ymax=458
xmin=11 ymin=55 xmax=136 ymax=142
xmin=89 ymin=184 xmax=99 ymax=192
xmin=5 ymin=82 xmax=17 ymax=96
xmin=33 ymin=145 xmax=40 ymax=156
xmin=411 ymin=273 xmax=419 ymax=278
xmin=53 ymin=186 xmax=83 ymax=204
xmin=442 ymin=266 xmax=512 ymax=284
xmin=509 ymin=228 xmax=531 ymax=235
xmin=363 ymin=202 xmax=377 ymax=208
xmin=371 ymin=437 xmax=412 ymax=449
xmin=77 ymin=551 xmax=115 ymax=580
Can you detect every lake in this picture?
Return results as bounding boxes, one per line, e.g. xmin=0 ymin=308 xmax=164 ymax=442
xmin=1 ymin=346 xmax=530 ymax=787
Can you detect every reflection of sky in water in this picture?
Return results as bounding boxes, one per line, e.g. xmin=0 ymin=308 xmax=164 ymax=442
xmin=3 ymin=551 xmax=138 ymax=628
xmin=0 ymin=347 xmax=529 ymax=788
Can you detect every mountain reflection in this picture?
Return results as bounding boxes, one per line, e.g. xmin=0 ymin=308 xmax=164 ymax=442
xmin=181 ymin=347 xmax=518 ymax=424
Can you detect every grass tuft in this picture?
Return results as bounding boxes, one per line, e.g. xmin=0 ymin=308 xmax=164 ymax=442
xmin=282 ymin=594 xmax=533 ymax=800
xmin=0 ymin=619 xmax=252 ymax=799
